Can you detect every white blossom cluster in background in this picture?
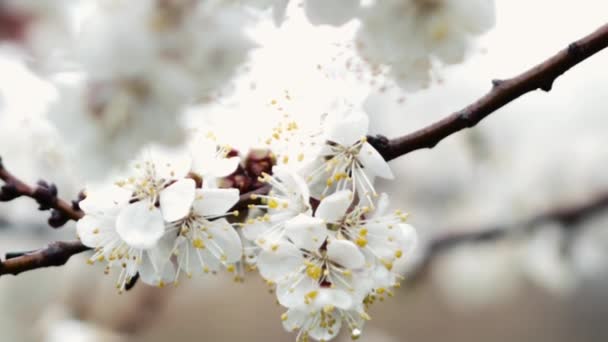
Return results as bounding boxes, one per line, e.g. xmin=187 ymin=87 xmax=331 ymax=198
xmin=0 ymin=0 xmax=495 ymax=180
xmin=239 ymin=0 xmax=495 ymax=90
xmin=76 ymin=111 xmax=417 ymax=341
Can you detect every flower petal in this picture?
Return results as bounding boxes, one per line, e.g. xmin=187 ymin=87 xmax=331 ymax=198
xmin=150 ymin=148 xmax=192 ymax=180
xmin=209 ymin=156 xmax=240 ymax=178
xmin=116 ymin=201 xmax=165 ymax=249
xmin=159 ymin=179 xmax=195 ymax=222
xmin=327 ymin=113 xmax=369 ymax=147
xmin=304 ymin=0 xmax=359 ymax=26
xmin=309 ymin=312 xmax=342 ymax=341
xmin=139 ymin=250 xmax=176 ymax=286
xmin=358 ymin=142 xmax=394 ymax=179
xmin=206 ymin=218 xmax=243 ymax=263
xmin=79 ymin=185 xmax=131 ymax=214
xmin=399 ymin=223 xmax=418 ymax=254
xmin=327 ymin=239 xmax=365 ymax=269
xmin=193 ymin=188 xmax=240 ymax=217
xmin=242 ymin=220 xmax=272 ymax=242
xmin=315 ymin=190 xmax=352 ymax=223
xmin=284 ymin=214 xmax=328 ymax=251
xmin=276 ymin=278 xmax=318 ymax=308
xmin=257 ymin=242 xmax=303 ymax=282
xmin=315 ymin=288 xmax=353 ymax=310
xmin=371 ymin=193 xmax=390 ymax=218
xmin=281 ymin=308 xmax=308 ymax=333
xmin=76 ymin=215 xmax=116 ymax=248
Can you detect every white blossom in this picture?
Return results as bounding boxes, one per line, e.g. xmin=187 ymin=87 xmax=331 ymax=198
xmin=189 ymin=135 xmax=240 ymax=183
xmin=356 ymin=0 xmax=495 ymax=90
xmin=165 ymin=187 xmax=243 ymax=282
xmin=303 ymin=112 xmax=393 ymax=204
xmin=257 ymin=236 xmax=372 ymax=310
xmin=48 ymin=0 xmax=254 ymax=175
xmin=281 ymin=304 xmax=369 ymax=342
xmin=242 ymin=166 xmax=312 ymax=248
xmin=76 ymin=184 xmax=175 ymax=291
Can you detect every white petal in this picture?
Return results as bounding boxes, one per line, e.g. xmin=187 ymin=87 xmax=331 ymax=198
xmin=327 ymin=113 xmax=369 ymax=146
xmin=147 ymin=232 xmax=178 ymax=273
xmin=273 ymin=165 xmax=310 ymax=201
xmin=358 ymin=142 xmax=394 ymax=179
xmin=305 ymin=0 xmax=359 ymax=26
xmin=371 ymin=193 xmax=390 ymax=218
xmin=327 ymin=239 xmax=365 ymax=269
xmin=309 ymin=313 xmax=342 ymax=341
xmin=159 ymin=179 xmax=195 ymax=222
xmin=399 ymin=223 xmax=418 ymax=254
xmin=145 ymin=147 xmax=192 ymax=180
xmin=79 ymin=185 xmax=131 ymax=214
xmin=207 ymin=218 xmax=243 ymax=263
xmin=206 ymin=156 xmax=240 ymax=178
xmin=242 ymin=220 xmax=272 ymax=242
xmin=276 ymin=278 xmax=318 ymax=308
xmin=281 ymin=308 xmax=308 ymax=333
xmin=315 ymin=288 xmax=353 ymax=310
xmin=116 ymin=201 xmax=165 ymax=249
xmin=272 ymin=0 xmax=290 ymax=26
xmin=193 ymin=188 xmax=240 ymax=216
xmin=315 ymin=190 xmax=352 ymax=223
xmin=285 ymin=214 xmax=328 ymax=251
xmin=257 ymin=242 xmax=303 ymax=282
xmin=450 ymin=0 xmax=496 ymax=34
xmin=76 ymin=215 xmax=116 ymax=248
xmin=139 ymin=250 xmax=176 ymax=286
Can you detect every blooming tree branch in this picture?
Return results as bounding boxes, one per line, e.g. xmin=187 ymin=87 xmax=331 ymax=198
xmin=0 ymin=184 xmax=272 ymax=278
xmin=407 ymin=190 xmax=608 ymax=284
xmin=369 ymin=23 xmax=608 ymax=161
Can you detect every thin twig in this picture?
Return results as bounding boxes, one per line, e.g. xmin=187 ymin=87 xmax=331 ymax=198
xmin=0 ymin=157 xmax=84 ymax=223
xmin=0 ymin=241 xmax=90 ymax=276
xmin=407 ymin=190 xmax=608 ymax=283
xmin=370 ymin=23 xmax=608 ymax=161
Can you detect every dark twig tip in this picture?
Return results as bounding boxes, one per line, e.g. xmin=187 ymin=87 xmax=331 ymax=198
xmin=48 ymin=209 xmax=70 ymax=228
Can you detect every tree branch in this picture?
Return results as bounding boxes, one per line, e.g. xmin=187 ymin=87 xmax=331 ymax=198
xmin=407 ymin=190 xmax=608 ymax=284
xmin=0 ymin=157 xmax=84 ymax=225
xmin=370 ymin=23 xmax=608 ymax=161
xmin=0 ymin=185 xmax=271 ymax=277
xmin=0 ymin=241 xmax=90 ymax=276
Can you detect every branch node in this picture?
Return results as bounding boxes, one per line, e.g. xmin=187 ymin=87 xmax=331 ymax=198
xmin=0 ymin=182 xmax=21 ymax=201
xmin=459 ymin=110 xmax=476 ymax=127
xmin=48 ymin=209 xmax=70 ymax=228
xmin=491 ymin=79 xmax=505 ymax=87
xmin=568 ymin=42 xmax=582 ymax=57
xmin=33 ymin=180 xmax=58 ymax=210
xmin=72 ymin=191 xmax=86 ymax=211
xmin=366 ymin=134 xmax=391 ymax=155
xmin=539 ymin=81 xmax=554 ymax=92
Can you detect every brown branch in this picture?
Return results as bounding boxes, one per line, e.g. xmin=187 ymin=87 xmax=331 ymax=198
xmin=0 ymin=157 xmax=84 ymax=224
xmin=0 ymin=185 xmax=271 ymax=277
xmin=370 ymin=23 xmax=608 ymax=161
xmin=0 ymin=241 xmax=90 ymax=276
xmin=407 ymin=190 xmax=608 ymax=284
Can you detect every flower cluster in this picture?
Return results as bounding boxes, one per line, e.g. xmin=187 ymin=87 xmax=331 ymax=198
xmin=76 ymin=111 xmax=416 ymax=341
xmin=242 ymin=111 xmax=417 ymax=341
xmin=241 ymin=0 xmax=495 ymax=91
xmin=45 ymin=0 xmax=254 ymax=178
xmin=77 ymin=140 xmax=242 ymax=292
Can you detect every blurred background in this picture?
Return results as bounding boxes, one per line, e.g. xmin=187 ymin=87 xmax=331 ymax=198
xmin=1 ymin=0 xmax=608 ymax=341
